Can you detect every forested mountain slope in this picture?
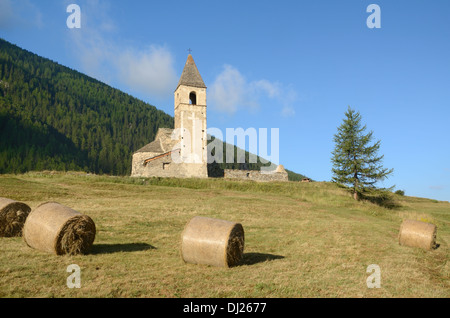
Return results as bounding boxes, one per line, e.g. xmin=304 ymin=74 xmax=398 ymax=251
xmin=0 ymin=38 xmax=306 ymax=180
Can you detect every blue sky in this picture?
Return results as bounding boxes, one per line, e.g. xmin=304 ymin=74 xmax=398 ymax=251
xmin=1 ymin=0 xmax=449 ymax=201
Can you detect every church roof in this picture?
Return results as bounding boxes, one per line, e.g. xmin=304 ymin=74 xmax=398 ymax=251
xmin=134 ymin=128 xmax=176 ymax=153
xmin=176 ymin=54 xmax=206 ymax=90
xmin=135 ymin=139 xmax=163 ymax=154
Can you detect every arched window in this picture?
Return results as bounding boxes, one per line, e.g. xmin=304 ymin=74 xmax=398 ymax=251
xmin=189 ymin=92 xmax=197 ymax=105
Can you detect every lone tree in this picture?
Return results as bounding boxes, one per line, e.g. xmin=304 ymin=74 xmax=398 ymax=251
xmin=331 ymin=107 xmax=393 ymax=200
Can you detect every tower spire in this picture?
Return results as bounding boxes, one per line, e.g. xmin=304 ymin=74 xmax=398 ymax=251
xmin=176 ymin=54 xmax=206 ymax=90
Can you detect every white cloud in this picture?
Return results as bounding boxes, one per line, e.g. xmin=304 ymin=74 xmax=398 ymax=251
xmin=250 ymin=79 xmax=281 ymax=98
xmin=0 ymin=0 xmax=14 ymax=29
xmin=209 ymin=65 xmax=297 ymax=117
xmin=281 ymin=106 xmax=296 ymax=117
xmin=81 ymin=0 xmax=116 ymax=32
xmin=67 ymin=0 xmax=177 ymax=98
xmin=68 ymin=25 xmax=114 ymax=82
xmin=117 ymin=46 xmax=178 ymax=98
xmin=208 ymin=65 xmax=249 ymax=114
xmin=280 ymin=86 xmax=298 ymax=117
xmin=0 ymin=0 xmax=43 ymax=29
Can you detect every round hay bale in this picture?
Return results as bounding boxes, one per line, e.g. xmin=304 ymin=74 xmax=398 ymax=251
xmin=181 ymin=216 xmax=244 ymax=268
xmin=23 ymin=202 xmax=96 ymax=255
xmin=0 ymin=197 xmax=31 ymax=237
xmin=399 ymin=219 xmax=437 ymax=251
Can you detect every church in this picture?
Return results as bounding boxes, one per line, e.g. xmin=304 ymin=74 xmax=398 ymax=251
xmin=131 ymin=54 xmax=288 ymax=182
xmin=131 ymin=54 xmax=208 ymax=178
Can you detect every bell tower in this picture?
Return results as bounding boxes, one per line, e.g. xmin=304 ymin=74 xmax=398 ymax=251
xmin=174 ymin=54 xmax=208 ymax=177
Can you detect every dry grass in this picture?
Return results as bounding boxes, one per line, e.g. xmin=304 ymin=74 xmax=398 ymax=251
xmin=0 ymin=171 xmax=448 ymax=298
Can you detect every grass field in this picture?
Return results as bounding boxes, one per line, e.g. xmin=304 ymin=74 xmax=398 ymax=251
xmin=0 ymin=171 xmax=448 ymax=298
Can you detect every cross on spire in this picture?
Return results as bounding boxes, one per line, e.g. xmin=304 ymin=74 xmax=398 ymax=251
xmin=187 ymin=48 xmax=192 ymax=54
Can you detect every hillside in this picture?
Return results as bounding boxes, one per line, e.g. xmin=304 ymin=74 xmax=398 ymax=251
xmin=0 ymin=38 xmax=307 ymax=180
xmin=0 ymin=38 xmax=173 ymax=175
xmin=0 ymin=172 xmax=448 ymax=297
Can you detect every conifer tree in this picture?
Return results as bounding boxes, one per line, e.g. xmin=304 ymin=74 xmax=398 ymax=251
xmin=331 ymin=106 xmax=393 ymax=200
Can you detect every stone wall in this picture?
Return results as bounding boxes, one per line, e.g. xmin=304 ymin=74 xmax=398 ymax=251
xmin=223 ymin=169 xmax=288 ymax=182
xmin=131 ymin=151 xmax=208 ymax=178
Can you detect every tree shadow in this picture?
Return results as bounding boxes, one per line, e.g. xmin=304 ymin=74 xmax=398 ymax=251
xmin=239 ymin=253 xmax=285 ymax=266
xmin=90 ymin=243 xmax=156 ymax=255
xmin=0 ymin=112 xmax=90 ymax=173
xmin=360 ymin=192 xmax=402 ymax=209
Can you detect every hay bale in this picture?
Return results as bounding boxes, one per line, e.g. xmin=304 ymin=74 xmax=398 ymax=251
xmin=181 ymin=216 xmax=244 ymax=267
xmin=399 ymin=219 xmax=437 ymax=251
xmin=23 ymin=202 xmax=96 ymax=255
xmin=0 ymin=197 xmax=31 ymax=237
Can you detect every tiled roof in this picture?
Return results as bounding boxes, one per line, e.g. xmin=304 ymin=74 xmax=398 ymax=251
xmin=176 ymin=54 xmax=206 ymax=89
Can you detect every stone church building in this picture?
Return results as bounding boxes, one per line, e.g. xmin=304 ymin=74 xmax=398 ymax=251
xmin=131 ymin=54 xmax=207 ymax=178
xmin=131 ymin=54 xmax=288 ymax=182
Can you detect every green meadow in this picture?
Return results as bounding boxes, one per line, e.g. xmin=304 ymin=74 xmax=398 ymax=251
xmin=0 ymin=171 xmax=448 ymax=298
